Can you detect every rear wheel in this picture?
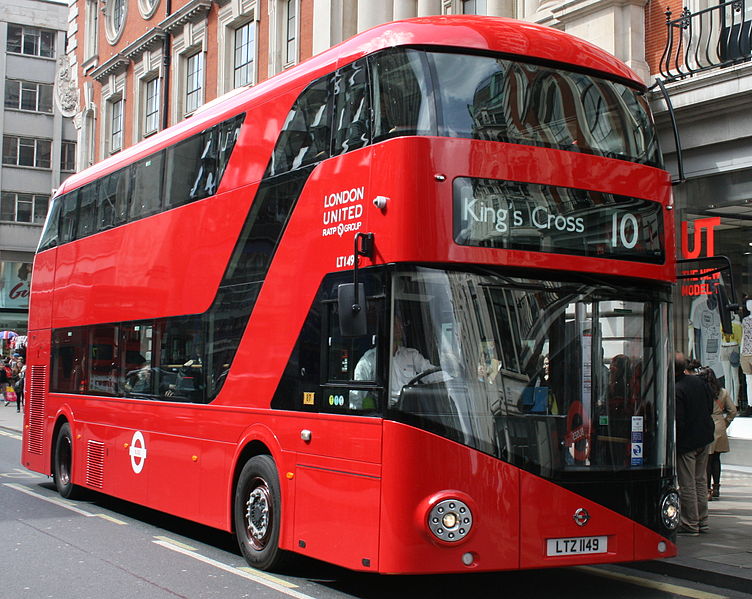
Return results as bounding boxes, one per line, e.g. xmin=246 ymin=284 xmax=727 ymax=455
xmin=234 ymin=455 xmax=287 ymax=571
xmin=53 ymin=422 xmax=82 ymax=499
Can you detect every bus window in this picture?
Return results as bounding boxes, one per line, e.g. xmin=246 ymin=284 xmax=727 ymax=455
xmin=89 ymin=325 xmax=119 ymax=396
xmin=51 ymin=328 xmax=88 ymax=393
xmin=129 ymin=151 xmax=165 ymax=220
xmin=429 ymin=51 xmax=661 ymax=166
xmin=269 ymin=76 xmax=332 ymax=176
xmin=164 ymin=114 xmax=244 ymax=208
xmin=38 ymin=195 xmax=62 ymax=251
xmin=59 ymin=189 xmax=79 ymax=244
xmin=328 ymin=291 xmax=383 ymax=412
xmin=159 ymin=316 xmax=205 ymax=403
xmin=98 ymin=167 xmax=130 ymax=231
xmin=122 ymin=322 xmax=157 ymax=398
xmin=78 ymin=181 xmax=99 ymax=238
xmin=333 ymin=59 xmax=370 ymax=155
xmin=370 ymin=49 xmax=434 ymax=142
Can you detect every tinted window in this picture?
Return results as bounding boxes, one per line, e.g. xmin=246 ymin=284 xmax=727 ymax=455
xmin=78 ymin=181 xmax=98 ymax=238
xmin=130 ymin=151 xmax=164 ymax=219
xmin=98 ymin=167 xmax=130 ymax=231
xmin=369 ymin=49 xmax=434 ymax=142
xmin=59 ymin=190 xmax=78 ymax=244
xmin=430 ymin=52 xmax=662 ymax=167
xmin=164 ymin=114 xmax=243 ymax=207
xmin=269 ymin=77 xmax=332 ymax=176
xmin=333 ymin=59 xmax=371 ymax=155
xmin=38 ymin=196 xmax=62 ymax=251
xmin=51 ymin=328 xmax=87 ymax=393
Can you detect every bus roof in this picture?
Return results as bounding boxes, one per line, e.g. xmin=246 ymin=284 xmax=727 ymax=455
xmin=57 ymin=16 xmax=644 ymax=196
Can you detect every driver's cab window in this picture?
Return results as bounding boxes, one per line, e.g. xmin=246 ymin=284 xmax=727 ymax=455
xmin=325 ymin=293 xmax=383 ymax=412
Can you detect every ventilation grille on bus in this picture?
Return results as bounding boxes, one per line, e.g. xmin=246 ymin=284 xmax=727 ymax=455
xmin=86 ymin=441 xmax=105 ymax=489
xmin=26 ymin=365 xmax=47 ymax=455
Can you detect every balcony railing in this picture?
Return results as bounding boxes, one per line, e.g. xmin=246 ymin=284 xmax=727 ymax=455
xmin=660 ymin=0 xmax=752 ymax=81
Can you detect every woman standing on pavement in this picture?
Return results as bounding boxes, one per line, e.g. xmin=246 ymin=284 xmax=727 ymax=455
xmin=699 ymin=367 xmax=737 ymax=500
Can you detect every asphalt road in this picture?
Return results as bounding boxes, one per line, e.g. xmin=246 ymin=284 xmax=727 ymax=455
xmin=1 ymin=429 xmax=748 ymax=599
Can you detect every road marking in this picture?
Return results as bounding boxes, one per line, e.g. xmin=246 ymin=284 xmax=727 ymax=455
xmin=0 ymin=468 xmax=39 ymax=479
xmin=154 ymin=535 xmax=197 ymax=551
xmin=0 ymin=430 xmax=22 ymax=440
xmin=575 ymin=566 xmax=729 ymax=599
xmin=3 ymin=483 xmax=127 ymax=525
xmin=153 ymin=538 xmax=309 ymax=597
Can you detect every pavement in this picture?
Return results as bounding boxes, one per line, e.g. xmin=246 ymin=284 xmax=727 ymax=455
xmin=1 ymin=403 xmax=751 ymax=592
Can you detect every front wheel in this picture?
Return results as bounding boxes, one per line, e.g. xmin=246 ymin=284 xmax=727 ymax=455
xmin=53 ymin=422 xmax=82 ymax=499
xmin=234 ymin=455 xmax=287 ymax=571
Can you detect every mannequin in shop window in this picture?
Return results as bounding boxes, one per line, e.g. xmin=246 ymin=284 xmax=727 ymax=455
xmin=688 ymin=294 xmax=722 ymax=378
xmin=720 ymin=312 xmax=742 ymax=407
xmin=741 ymin=299 xmax=752 ymax=411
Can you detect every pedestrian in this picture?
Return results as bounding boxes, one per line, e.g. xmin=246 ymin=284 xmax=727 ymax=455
xmin=0 ymin=358 xmax=8 ymax=405
xmin=674 ymin=353 xmax=715 ymax=535
xmin=14 ymin=357 xmax=26 ymax=413
xmin=698 ymin=367 xmax=737 ymax=500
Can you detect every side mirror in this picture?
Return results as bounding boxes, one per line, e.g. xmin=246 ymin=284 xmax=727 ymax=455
xmin=338 ymin=283 xmax=367 ymax=337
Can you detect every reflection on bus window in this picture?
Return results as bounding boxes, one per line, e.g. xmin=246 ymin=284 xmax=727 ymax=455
xmin=429 ymin=52 xmax=661 ymax=166
xmin=333 ymin=59 xmax=371 ymax=155
xmin=370 ymin=49 xmax=434 ymax=141
xmin=386 ymin=266 xmax=670 ymax=475
xmin=269 ymin=76 xmax=332 ymax=176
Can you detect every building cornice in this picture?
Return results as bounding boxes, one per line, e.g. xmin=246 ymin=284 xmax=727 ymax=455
xmin=122 ymin=28 xmax=167 ymax=60
xmin=90 ymin=53 xmax=129 ymax=82
xmin=159 ymin=0 xmax=213 ymax=33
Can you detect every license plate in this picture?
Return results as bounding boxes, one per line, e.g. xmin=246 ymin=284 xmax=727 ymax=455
xmin=546 ymin=536 xmax=608 ymax=556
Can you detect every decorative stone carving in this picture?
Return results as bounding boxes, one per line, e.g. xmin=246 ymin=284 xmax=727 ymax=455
xmin=55 ymin=54 xmax=79 ymax=118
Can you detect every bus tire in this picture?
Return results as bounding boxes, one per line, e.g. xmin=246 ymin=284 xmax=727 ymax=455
xmin=234 ymin=455 xmax=287 ymax=571
xmin=53 ymin=422 xmax=82 ymax=499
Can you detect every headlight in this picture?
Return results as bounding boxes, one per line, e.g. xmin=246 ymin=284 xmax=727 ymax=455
xmin=428 ymin=498 xmax=473 ymax=542
xmin=661 ymin=490 xmax=680 ymax=530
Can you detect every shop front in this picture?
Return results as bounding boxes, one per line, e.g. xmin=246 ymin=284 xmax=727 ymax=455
xmin=0 ymin=261 xmax=32 ymax=357
xmin=672 ymin=170 xmax=752 ymax=413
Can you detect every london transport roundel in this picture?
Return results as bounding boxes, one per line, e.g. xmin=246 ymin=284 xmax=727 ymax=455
xmin=129 ymin=431 xmax=147 ymax=474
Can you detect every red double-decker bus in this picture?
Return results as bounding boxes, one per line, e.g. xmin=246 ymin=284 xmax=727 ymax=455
xmin=22 ymin=16 xmax=679 ymax=574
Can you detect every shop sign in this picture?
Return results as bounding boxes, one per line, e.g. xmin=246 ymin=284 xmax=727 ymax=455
xmin=0 ymin=262 xmax=32 ymax=309
xmin=680 ymin=217 xmax=720 ymax=296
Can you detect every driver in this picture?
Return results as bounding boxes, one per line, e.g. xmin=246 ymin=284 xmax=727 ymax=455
xmin=354 ymin=318 xmax=440 ymax=405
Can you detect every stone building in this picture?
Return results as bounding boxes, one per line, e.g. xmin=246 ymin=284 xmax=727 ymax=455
xmin=0 ymin=0 xmax=75 ymax=340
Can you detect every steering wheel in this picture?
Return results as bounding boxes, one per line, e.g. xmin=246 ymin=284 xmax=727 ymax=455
xmin=405 ymin=366 xmax=443 ymax=387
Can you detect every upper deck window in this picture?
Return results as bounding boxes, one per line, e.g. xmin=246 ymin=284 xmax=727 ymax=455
xmin=427 ymin=51 xmax=662 ymax=167
xmin=38 ymin=114 xmax=244 ymax=251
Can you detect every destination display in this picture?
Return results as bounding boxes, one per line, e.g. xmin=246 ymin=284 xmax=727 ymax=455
xmin=454 ymin=178 xmax=664 ymax=263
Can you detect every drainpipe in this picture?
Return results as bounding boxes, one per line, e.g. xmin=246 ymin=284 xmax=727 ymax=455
xmin=162 ymin=0 xmax=172 ymax=131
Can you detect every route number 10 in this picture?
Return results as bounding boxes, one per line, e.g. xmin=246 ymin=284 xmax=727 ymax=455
xmin=612 ymin=212 xmax=639 ymax=249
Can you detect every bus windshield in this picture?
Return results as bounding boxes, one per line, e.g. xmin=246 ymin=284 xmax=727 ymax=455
xmin=371 ymin=49 xmax=662 ymax=166
xmin=387 ymin=266 xmax=671 ymax=475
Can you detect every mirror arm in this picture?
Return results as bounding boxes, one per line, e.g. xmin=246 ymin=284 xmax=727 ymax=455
xmin=352 ymin=233 xmax=374 ymax=311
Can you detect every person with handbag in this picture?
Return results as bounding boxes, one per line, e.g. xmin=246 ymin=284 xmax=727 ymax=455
xmin=699 ymin=367 xmax=737 ymax=500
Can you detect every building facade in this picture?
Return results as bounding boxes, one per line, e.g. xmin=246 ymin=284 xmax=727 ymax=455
xmin=66 ymin=0 xmax=649 ymax=165
xmin=0 ymin=0 xmax=75 ymax=341
xmin=645 ymin=0 xmax=752 ymax=410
